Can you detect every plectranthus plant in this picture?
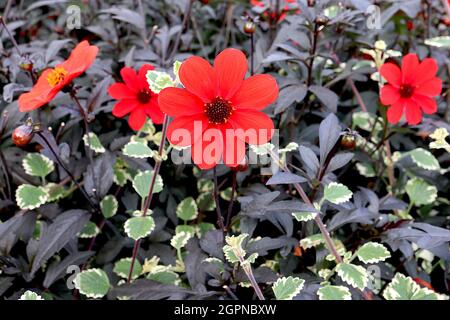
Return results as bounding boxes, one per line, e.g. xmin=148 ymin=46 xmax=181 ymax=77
xmin=0 ymin=0 xmax=449 ymax=301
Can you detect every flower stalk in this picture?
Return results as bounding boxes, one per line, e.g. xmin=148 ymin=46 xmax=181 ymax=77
xmin=127 ymin=115 xmax=170 ymax=283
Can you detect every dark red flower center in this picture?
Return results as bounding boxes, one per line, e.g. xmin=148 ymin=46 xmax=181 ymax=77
xmin=137 ymin=89 xmax=152 ymax=104
xmin=399 ymin=84 xmax=414 ymax=98
xmin=204 ymin=97 xmax=234 ymax=124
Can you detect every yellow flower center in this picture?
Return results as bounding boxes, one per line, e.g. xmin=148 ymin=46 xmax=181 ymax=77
xmin=47 ymin=67 xmax=68 ymax=87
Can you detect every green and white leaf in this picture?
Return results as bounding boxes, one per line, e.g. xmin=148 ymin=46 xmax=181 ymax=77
xmin=16 ymin=184 xmax=49 ymax=210
xmin=272 ymin=276 xmax=305 ymax=300
xmin=424 ymin=36 xmax=450 ymax=48
xmin=356 ymin=162 xmax=376 ymax=177
xmin=408 ymin=148 xmax=440 ymax=170
xmin=323 ymin=182 xmax=353 ymax=204
xmin=19 ymin=290 xmax=44 ymax=300
xmin=146 ymin=70 xmax=175 ymax=93
xmin=78 ymin=221 xmax=99 ymax=238
xmin=22 ymin=153 xmax=54 ymax=178
xmin=83 ymin=132 xmax=105 ymax=153
xmin=113 ymin=258 xmax=143 ymax=280
xmin=124 ymin=216 xmax=155 ymax=241
xmin=249 ymin=143 xmax=274 ymax=155
xmin=356 ymin=242 xmax=391 ymax=264
xmin=405 ymin=178 xmax=438 ymax=206
xmin=44 ymin=183 xmax=69 ymax=202
xmin=74 ymin=268 xmax=111 ymax=299
xmin=279 ymin=142 xmax=299 ymax=153
xmin=223 ymin=234 xmax=248 ymax=264
xmin=197 ymin=180 xmax=214 ymax=192
xmin=101 ymin=195 xmax=118 ymax=218
xmin=317 ymin=285 xmax=351 ymax=300
xmin=175 ymin=225 xmax=196 ymax=236
xmin=336 ymin=263 xmax=368 ymax=290
xmin=148 ymin=266 xmax=180 ymax=285
xmin=242 ymin=253 xmax=259 ymax=266
xmin=176 ymin=197 xmax=198 ymax=221
xmin=196 ymin=192 xmax=216 ymax=211
xmin=132 ymin=170 xmax=163 ymax=198
xmin=123 ymin=141 xmax=154 ymax=159
xmin=293 ymin=211 xmax=317 ymax=222
xmin=170 ymin=231 xmax=192 ymax=250
xmin=383 ymin=273 xmax=444 ymax=300
xmin=299 ymin=234 xmax=325 ymax=250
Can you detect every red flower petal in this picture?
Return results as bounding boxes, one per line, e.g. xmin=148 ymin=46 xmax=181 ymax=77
xmin=230 ymin=74 xmax=278 ymax=110
xmin=220 ymin=122 xmax=246 ymax=167
xmin=414 ymin=58 xmax=438 ymax=85
xmin=404 ymin=99 xmax=422 ymax=125
xmin=214 ymin=48 xmax=247 ymax=100
xmin=128 ymin=107 xmax=147 ymax=130
xmin=379 ymin=63 xmax=402 ymax=87
xmin=108 ymin=83 xmax=136 ymax=100
xmin=18 ymin=69 xmax=54 ymax=112
xmin=386 ymin=101 xmax=404 ymax=124
xmin=59 ymin=40 xmax=98 ymax=76
xmin=112 ymin=99 xmax=139 ymax=117
xmin=143 ymin=99 xmax=164 ymax=124
xmin=138 ymin=64 xmax=155 ymax=83
xmin=179 ymin=56 xmax=217 ymax=102
xmin=229 ymin=109 xmax=274 ymax=145
xmin=166 ymin=114 xmax=209 ymax=146
xmin=412 ymin=94 xmax=438 ymax=115
xmin=120 ymin=67 xmax=140 ymax=92
xmin=380 ymin=84 xmax=400 ymax=105
xmin=415 ymin=78 xmax=442 ymax=97
xmin=191 ymin=126 xmax=223 ymax=169
xmin=158 ymin=87 xmax=205 ymax=117
xmin=401 ymin=53 xmax=419 ymax=84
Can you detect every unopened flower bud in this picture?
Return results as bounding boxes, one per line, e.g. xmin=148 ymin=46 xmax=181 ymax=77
xmin=12 ymin=124 xmax=34 ymax=147
xmin=244 ymin=21 xmax=256 ymax=34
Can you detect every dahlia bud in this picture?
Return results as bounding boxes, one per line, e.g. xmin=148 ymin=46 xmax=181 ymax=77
xmin=315 ymin=15 xmax=329 ymax=26
xmin=244 ymin=21 xmax=256 ymax=34
xmin=340 ymin=134 xmax=356 ymax=150
xmin=20 ymin=62 xmax=33 ymax=72
xmin=12 ymin=124 xmax=34 ymax=147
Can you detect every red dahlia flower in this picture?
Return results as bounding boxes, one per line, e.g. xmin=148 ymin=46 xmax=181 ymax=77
xmin=18 ymin=41 xmax=98 ymax=112
xmin=108 ymin=64 xmax=164 ymax=130
xmin=158 ymin=48 xmax=278 ymax=169
xmin=380 ymin=53 xmax=442 ymax=125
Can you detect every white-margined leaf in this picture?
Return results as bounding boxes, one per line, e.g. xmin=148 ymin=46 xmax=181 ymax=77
xmin=83 ymin=132 xmax=105 ymax=153
xmin=132 ymin=170 xmax=163 ymax=198
xmin=356 ymin=242 xmax=391 ymax=264
xmin=123 ymin=141 xmax=154 ymax=158
xmin=176 ymin=197 xmax=198 ymax=221
xmin=323 ymin=182 xmax=353 ymax=204
xmin=16 ymin=184 xmax=49 ymax=210
xmin=317 ymin=285 xmax=351 ymax=300
xmin=74 ymin=268 xmax=111 ymax=299
xmin=272 ymin=276 xmax=305 ymax=300
xmin=113 ymin=258 xmax=143 ymax=280
xmin=336 ymin=263 xmax=368 ymax=290
xmin=22 ymin=153 xmax=54 ymax=178
xmin=124 ymin=216 xmax=155 ymax=241
xmin=405 ymin=178 xmax=438 ymax=206
xmin=383 ymin=273 xmax=445 ymax=300
xmin=100 ymin=195 xmax=118 ymax=218
xmin=170 ymin=231 xmax=192 ymax=250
